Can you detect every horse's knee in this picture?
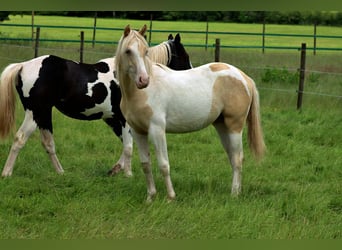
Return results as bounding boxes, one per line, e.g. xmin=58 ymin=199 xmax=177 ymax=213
xmin=141 ymin=162 xmax=151 ymax=173
xmin=124 ymin=146 xmax=133 ymax=158
xmin=159 ymin=163 xmax=170 ymax=177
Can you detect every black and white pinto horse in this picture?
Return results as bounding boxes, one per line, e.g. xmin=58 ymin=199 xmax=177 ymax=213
xmin=0 ymin=34 xmax=192 ymax=177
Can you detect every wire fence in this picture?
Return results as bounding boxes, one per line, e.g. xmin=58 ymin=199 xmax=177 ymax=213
xmin=0 ymin=39 xmax=341 ymax=109
xmin=1 ymin=22 xmax=342 ymax=53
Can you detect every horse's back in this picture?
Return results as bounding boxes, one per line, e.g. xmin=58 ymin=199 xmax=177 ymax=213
xmin=152 ymin=62 xmax=251 ymax=97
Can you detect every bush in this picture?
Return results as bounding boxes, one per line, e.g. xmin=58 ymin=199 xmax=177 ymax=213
xmin=261 ymin=67 xmax=299 ymax=84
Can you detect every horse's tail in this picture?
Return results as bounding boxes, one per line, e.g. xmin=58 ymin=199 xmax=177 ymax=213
xmin=247 ymin=80 xmax=266 ymax=161
xmin=0 ymin=63 xmax=22 ymax=139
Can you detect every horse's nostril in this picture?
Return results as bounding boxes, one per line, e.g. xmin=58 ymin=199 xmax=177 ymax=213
xmin=139 ymin=76 xmax=149 ymax=84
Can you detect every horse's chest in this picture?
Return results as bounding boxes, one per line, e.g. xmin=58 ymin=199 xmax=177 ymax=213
xmin=121 ymin=98 xmax=153 ymax=134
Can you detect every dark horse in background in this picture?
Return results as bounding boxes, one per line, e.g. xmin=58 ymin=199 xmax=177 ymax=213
xmin=0 ymin=34 xmax=192 ymax=177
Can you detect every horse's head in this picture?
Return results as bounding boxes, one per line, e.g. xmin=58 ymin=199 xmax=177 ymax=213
xmin=167 ymin=33 xmax=192 ymax=70
xmin=116 ymin=25 xmax=151 ymax=89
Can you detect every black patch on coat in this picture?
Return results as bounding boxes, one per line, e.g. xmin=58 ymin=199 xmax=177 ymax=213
xmin=93 ymin=61 xmax=110 ymax=73
xmin=104 ymin=80 xmax=126 ymax=138
xmin=16 ymin=55 xmax=114 ymax=132
xmin=91 ymin=82 xmax=108 ymax=104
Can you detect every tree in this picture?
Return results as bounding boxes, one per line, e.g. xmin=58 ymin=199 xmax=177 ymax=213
xmin=0 ymin=12 xmax=10 ymax=21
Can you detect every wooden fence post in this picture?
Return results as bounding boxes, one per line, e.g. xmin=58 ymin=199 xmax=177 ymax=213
xmin=80 ymin=31 xmax=84 ymax=63
xmin=34 ymin=27 xmax=40 ymax=58
xmin=31 ymin=11 xmax=35 ymax=41
xmin=297 ymin=43 xmax=306 ymax=110
xmin=205 ymin=20 xmax=209 ymax=51
xmin=313 ymin=22 xmax=317 ymax=55
xmin=148 ymin=14 xmax=153 ymax=46
xmin=215 ymin=38 xmax=220 ymax=62
xmin=92 ymin=11 xmax=97 ymax=48
xmin=262 ymin=21 xmax=266 ymax=54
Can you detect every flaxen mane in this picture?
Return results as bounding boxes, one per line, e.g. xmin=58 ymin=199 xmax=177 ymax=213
xmin=148 ymin=42 xmax=170 ymax=66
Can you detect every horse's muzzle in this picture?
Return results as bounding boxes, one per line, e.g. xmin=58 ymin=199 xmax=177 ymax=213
xmin=136 ymin=76 xmax=149 ymax=89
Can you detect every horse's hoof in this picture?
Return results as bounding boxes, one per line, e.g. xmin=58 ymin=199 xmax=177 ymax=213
xmin=124 ymin=171 xmax=133 ymax=177
xmin=107 ymin=164 xmax=122 ymax=176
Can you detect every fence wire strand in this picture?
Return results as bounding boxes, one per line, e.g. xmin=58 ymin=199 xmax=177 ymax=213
xmin=1 ymin=43 xmax=341 ymax=100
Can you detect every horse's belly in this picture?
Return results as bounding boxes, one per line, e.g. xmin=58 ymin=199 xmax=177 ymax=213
xmin=164 ymin=99 xmax=219 ymax=133
xmin=56 ymin=99 xmax=113 ymax=120
xmin=165 ymin=118 xmax=213 ymax=133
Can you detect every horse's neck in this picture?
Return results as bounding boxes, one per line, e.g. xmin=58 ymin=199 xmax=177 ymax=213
xmin=118 ymin=73 xmax=140 ymax=101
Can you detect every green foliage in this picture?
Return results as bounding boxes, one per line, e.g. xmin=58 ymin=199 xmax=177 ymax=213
xmin=260 ymin=67 xmax=322 ymax=85
xmin=0 ymin=12 xmax=10 ymax=22
xmin=261 ymin=67 xmax=299 ymax=84
xmin=5 ymin=11 xmax=342 ymax=25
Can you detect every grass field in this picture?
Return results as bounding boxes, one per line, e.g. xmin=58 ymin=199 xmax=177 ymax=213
xmin=0 ymin=15 xmax=341 ymax=239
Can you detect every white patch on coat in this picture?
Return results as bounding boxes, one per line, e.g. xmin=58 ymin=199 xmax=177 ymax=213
xmin=81 ymin=69 xmax=114 ymax=118
xmin=145 ymin=64 xmax=216 ymax=133
xmin=141 ymin=63 xmax=252 ymax=133
xmin=20 ymin=55 xmax=50 ymax=97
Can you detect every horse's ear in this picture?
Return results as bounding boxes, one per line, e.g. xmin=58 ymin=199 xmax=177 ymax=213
xmin=124 ymin=25 xmax=131 ymax=37
xmin=139 ymin=24 xmax=147 ymax=36
xmin=168 ymin=34 xmax=174 ymax=40
xmin=175 ymin=33 xmax=181 ymax=43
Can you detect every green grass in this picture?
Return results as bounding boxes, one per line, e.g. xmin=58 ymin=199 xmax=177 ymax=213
xmin=0 ymin=107 xmax=341 ymax=239
xmin=0 ymin=15 xmax=341 ymax=239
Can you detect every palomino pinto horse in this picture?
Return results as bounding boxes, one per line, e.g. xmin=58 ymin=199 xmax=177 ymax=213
xmin=0 ymin=34 xmax=192 ymax=177
xmin=115 ymin=25 xmax=266 ymax=202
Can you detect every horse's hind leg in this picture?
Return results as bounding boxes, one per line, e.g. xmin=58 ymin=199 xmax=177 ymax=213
xmin=213 ymin=123 xmax=244 ymax=196
xmin=105 ymin=119 xmax=133 ymax=177
xmin=39 ymin=129 xmax=64 ymax=174
xmin=2 ymin=110 xmax=37 ymax=177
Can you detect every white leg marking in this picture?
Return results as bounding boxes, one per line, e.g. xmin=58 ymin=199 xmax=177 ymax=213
xmin=109 ymin=124 xmax=133 ymax=177
xmin=121 ymin=123 xmax=133 ymax=177
xmin=149 ymin=124 xmax=176 ymax=201
xmin=132 ymin=130 xmax=156 ymax=202
xmin=214 ymin=123 xmax=244 ymax=196
xmin=2 ymin=110 xmax=37 ymax=177
xmin=40 ymin=129 xmax=64 ymax=174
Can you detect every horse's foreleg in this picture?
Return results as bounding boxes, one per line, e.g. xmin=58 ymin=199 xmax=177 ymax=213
xmin=2 ymin=110 xmax=37 ymax=177
xmin=132 ymin=130 xmax=156 ymax=202
xmin=149 ymin=125 xmax=176 ymax=201
xmin=40 ymin=129 xmax=64 ymax=174
xmin=120 ymin=123 xmax=133 ymax=176
xmin=214 ymin=123 xmax=244 ymax=196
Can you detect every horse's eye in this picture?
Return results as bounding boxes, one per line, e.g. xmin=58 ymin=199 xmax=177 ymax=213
xmin=125 ymin=49 xmax=131 ymax=54
xmin=145 ymin=50 xmax=149 ymax=56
